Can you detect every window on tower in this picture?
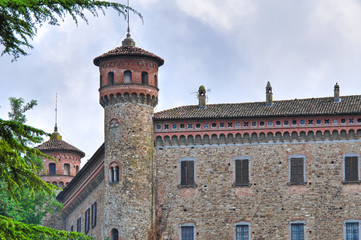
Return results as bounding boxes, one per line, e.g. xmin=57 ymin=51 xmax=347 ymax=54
xmin=109 ymin=164 xmax=120 ymax=183
xmin=111 ymin=229 xmax=119 ymax=240
xmin=108 ymin=72 xmax=114 ymax=85
xmin=142 ymin=72 xmax=148 ymax=85
xmin=49 ymin=163 xmax=56 ymax=175
xmin=154 ymin=75 xmax=158 ymax=87
xmin=100 ymin=75 xmax=103 ymax=87
xmin=124 ymin=70 xmax=132 ymax=83
xmin=64 ymin=163 xmax=70 ymax=175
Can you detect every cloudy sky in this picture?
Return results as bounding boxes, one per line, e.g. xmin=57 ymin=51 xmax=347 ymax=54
xmin=2 ymin=0 xmax=361 ymax=164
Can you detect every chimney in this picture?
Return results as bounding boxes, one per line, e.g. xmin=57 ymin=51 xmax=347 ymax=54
xmin=334 ymin=83 xmax=341 ymax=102
xmin=198 ymin=85 xmax=206 ymax=108
xmin=266 ymin=81 xmax=273 ymax=106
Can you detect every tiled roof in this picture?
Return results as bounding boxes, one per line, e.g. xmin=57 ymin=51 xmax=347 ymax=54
xmin=154 ymin=95 xmax=361 ymax=121
xmin=93 ymin=46 xmax=164 ymax=66
xmin=37 ymin=139 xmax=85 ymax=158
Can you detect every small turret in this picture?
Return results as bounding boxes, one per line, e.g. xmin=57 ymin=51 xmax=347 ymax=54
xmin=334 ymin=83 xmax=341 ymax=102
xmin=266 ymin=81 xmax=273 ymax=106
xmin=198 ymin=85 xmax=206 ymax=108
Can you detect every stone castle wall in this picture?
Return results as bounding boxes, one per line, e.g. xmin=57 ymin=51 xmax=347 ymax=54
xmin=103 ymin=102 xmax=155 ymax=239
xmin=155 ymin=140 xmax=361 ymax=239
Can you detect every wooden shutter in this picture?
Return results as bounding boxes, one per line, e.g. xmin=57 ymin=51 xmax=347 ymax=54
xmin=291 ymin=158 xmax=304 ymax=183
xmin=187 ymin=161 xmax=194 ymax=185
xmin=181 ymin=161 xmax=187 ymax=185
xmin=181 ymin=161 xmax=194 ymax=185
xmin=235 ymin=160 xmax=249 ymax=185
xmin=241 ymin=160 xmax=249 ymax=184
xmin=345 ymin=156 xmax=358 ymax=181
xmin=235 ymin=160 xmax=242 ymax=184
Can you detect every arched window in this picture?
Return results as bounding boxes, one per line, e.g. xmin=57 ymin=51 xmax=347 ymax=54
xmin=111 ymin=228 xmax=119 ymax=240
xmin=52 ymin=181 xmax=58 ymax=187
xmin=76 ymin=166 xmax=79 ymax=174
xmin=109 ymin=165 xmax=120 ymax=183
xmin=64 ymin=163 xmax=70 ymax=175
xmin=49 ymin=163 xmax=56 ymax=175
xmin=124 ymin=70 xmax=132 ymax=83
xmin=59 ymin=182 xmax=65 ymax=189
xmin=141 ymin=72 xmax=148 ymax=85
xmin=108 ymin=72 xmax=114 ymax=85
xmin=154 ymin=75 xmax=158 ymax=87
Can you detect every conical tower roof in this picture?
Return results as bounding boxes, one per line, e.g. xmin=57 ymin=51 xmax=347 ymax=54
xmin=37 ymin=128 xmax=85 ymax=158
xmin=93 ymin=33 xmax=164 ymax=66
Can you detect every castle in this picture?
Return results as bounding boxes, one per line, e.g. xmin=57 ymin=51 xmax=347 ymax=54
xmin=37 ymin=32 xmax=361 ymax=240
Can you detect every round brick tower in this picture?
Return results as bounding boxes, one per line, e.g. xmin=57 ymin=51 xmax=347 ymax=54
xmin=37 ymin=126 xmax=85 ymax=189
xmin=94 ymin=33 xmax=164 ymax=239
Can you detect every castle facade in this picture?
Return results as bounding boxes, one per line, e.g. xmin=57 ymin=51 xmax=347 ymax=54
xmin=41 ymin=33 xmax=361 ymax=240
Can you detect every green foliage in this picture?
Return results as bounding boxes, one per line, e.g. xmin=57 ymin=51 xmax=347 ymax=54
xmin=0 ymin=181 xmax=62 ymax=225
xmin=0 ymin=97 xmax=91 ymax=238
xmin=0 ymin=118 xmax=55 ymax=199
xmin=0 ymin=215 xmax=92 ymax=239
xmin=0 ymin=0 xmax=141 ymax=60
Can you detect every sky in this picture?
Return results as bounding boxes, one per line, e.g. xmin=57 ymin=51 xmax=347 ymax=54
xmin=2 ymin=0 xmax=361 ymax=165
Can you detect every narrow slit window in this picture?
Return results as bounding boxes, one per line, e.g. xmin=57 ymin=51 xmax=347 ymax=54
xmin=142 ymin=72 xmax=148 ymax=85
xmin=108 ymin=72 xmax=114 ymax=85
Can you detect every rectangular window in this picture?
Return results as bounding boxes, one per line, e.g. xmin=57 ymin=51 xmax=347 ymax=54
xmin=64 ymin=164 xmax=70 ymax=176
xmin=49 ymin=163 xmax=56 ymax=175
xmin=235 ymin=224 xmax=250 ymax=240
xmin=180 ymin=160 xmax=195 ymax=186
xmin=267 ymin=121 xmax=273 ymax=126
xmin=220 ymin=123 xmax=225 ymax=128
xmin=181 ymin=226 xmax=194 ymax=240
xmin=108 ymin=72 xmax=114 ymax=85
xmin=290 ymin=157 xmax=305 ymax=184
xmin=77 ymin=217 xmax=81 ymax=232
xmin=91 ymin=202 xmax=97 ymax=228
xmin=236 ymin=122 xmax=241 ymax=128
xmin=284 ymin=120 xmax=289 ymax=126
xmin=345 ymin=222 xmax=360 ymax=240
xmin=290 ymin=223 xmax=304 ymax=240
xmin=345 ymin=156 xmax=359 ymax=182
xmin=234 ymin=159 xmax=249 ymax=186
xmin=70 ymin=225 xmax=74 ymax=232
xmin=85 ymin=208 xmax=90 ymax=233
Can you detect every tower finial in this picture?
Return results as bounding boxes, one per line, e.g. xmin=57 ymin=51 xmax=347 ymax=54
xmin=127 ymin=0 xmax=130 ymax=36
xmin=51 ymin=93 xmax=62 ymax=140
xmin=122 ymin=0 xmax=135 ymax=46
xmin=55 ymin=93 xmax=58 ymax=132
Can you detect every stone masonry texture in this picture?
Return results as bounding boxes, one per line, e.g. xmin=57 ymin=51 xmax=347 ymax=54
xmin=155 ymin=141 xmax=361 ymax=240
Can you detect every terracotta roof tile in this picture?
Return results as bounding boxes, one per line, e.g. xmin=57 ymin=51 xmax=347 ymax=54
xmin=37 ymin=139 xmax=85 ymax=158
xmin=93 ymin=46 xmax=164 ymax=66
xmin=154 ymin=95 xmax=361 ymax=121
